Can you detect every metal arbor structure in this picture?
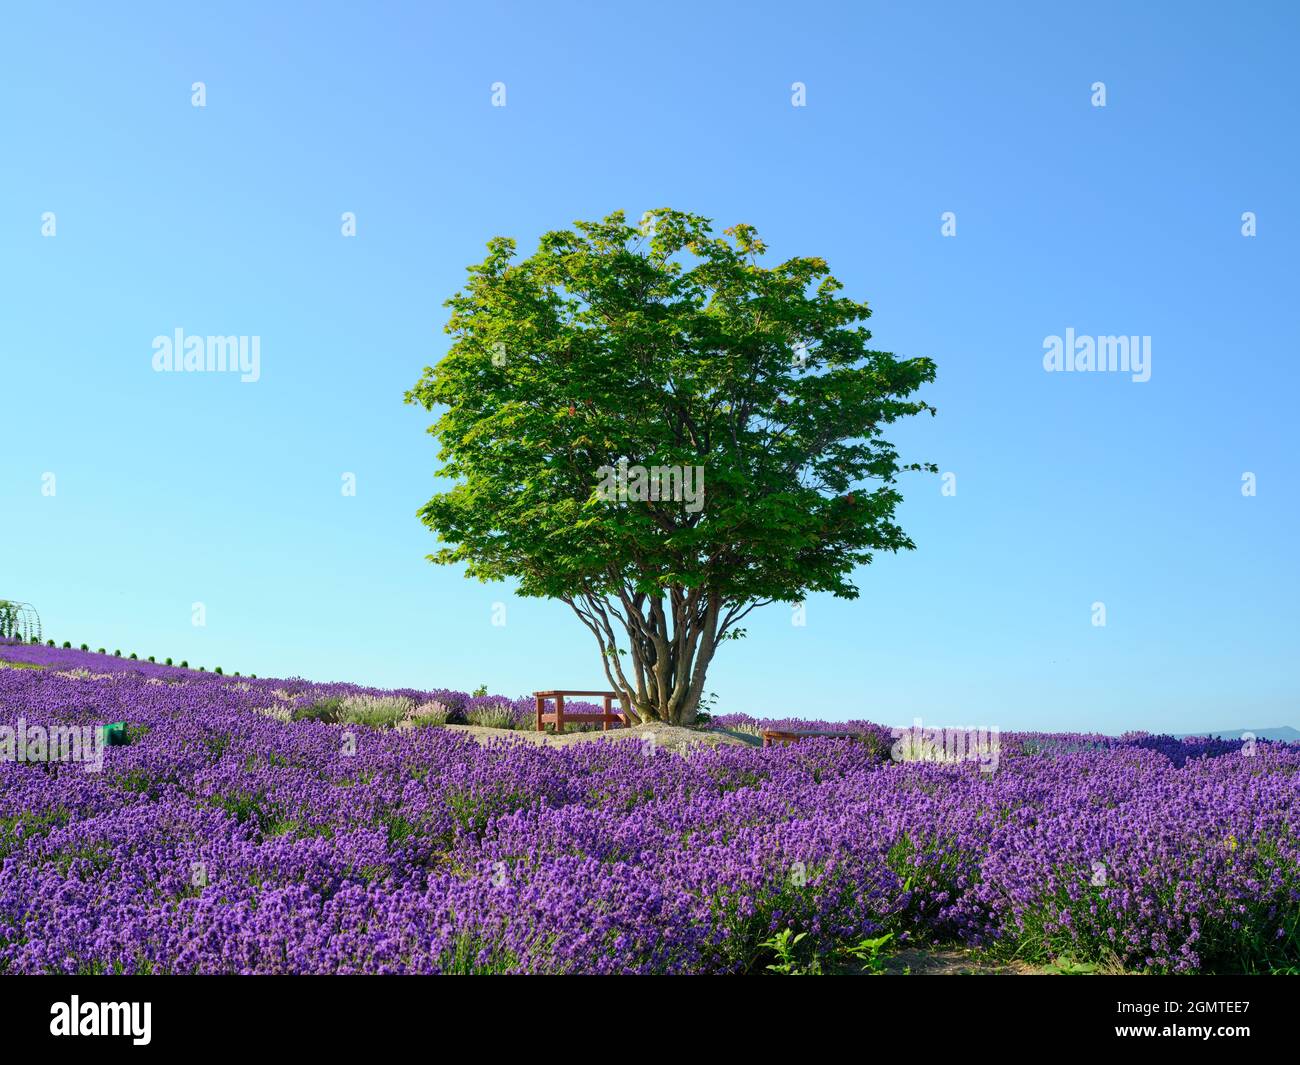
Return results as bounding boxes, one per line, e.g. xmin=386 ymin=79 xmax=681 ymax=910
xmin=0 ymin=599 xmax=42 ymax=644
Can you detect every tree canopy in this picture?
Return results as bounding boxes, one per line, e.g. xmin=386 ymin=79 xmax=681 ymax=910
xmin=406 ymin=209 xmax=936 ymax=725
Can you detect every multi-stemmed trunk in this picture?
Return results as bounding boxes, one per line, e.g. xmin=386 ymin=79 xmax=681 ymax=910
xmin=564 ymin=586 xmax=728 ymax=727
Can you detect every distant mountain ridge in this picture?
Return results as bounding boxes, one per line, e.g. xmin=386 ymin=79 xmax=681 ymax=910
xmin=1172 ymin=726 xmax=1299 ymax=741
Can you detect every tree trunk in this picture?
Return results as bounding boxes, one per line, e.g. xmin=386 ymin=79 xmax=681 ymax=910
xmin=566 ymin=587 xmax=723 ymax=728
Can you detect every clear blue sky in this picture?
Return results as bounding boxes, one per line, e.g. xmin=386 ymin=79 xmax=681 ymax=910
xmin=3 ymin=1 xmax=1297 ymax=734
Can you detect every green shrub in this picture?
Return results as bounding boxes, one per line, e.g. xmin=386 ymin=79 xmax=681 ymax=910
xmin=62 ymin=641 xmax=71 ymax=649
xmin=338 ymin=695 xmax=415 ymax=728
xmin=408 ymin=700 xmax=451 ymax=727
xmin=129 ymin=652 xmax=137 ymax=660
xmin=79 ymin=643 xmax=88 ymax=651
xmin=165 ymin=657 xmax=173 ymax=665
xmin=97 ymin=648 xmax=106 ymax=655
xmin=147 ymin=656 xmax=155 ymax=663
xmin=466 ymin=702 xmax=516 ymax=730
xmin=292 ymin=695 xmax=423 ymax=729
xmin=293 ymin=697 xmax=344 ymax=724
xmin=215 ymin=667 xmax=223 ymax=675
xmin=179 ymin=660 xmax=188 ymax=668
xmin=112 ymin=649 xmax=120 ymax=656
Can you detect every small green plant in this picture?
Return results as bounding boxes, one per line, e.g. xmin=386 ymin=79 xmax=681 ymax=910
xmin=113 ymin=649 xmax=121 ymax=656
xmin=215 ymin=666 xmax=223 ymax=675
xmin=48 ymin=640 xmax=55 ymax=647
xmin=760 ymin=929 xmax=819 ymax=975
xmin=842 ymin=933 xmax=894 ymax=974
xmin=471 ymin=684 xmax=489 ymax=697
xmin=129 ymin=652 xmax=138 ymax=660
xmin=62 ymin=641 xmax=71 ymax=649
xmin=147 ymin=656 xmax=155 ymax=663
xmin=79 ymin=643 xmax=88 ymax=651
xmin=179 ymin=660 xmax=188 ymax=668
xmin=165 ymin=658 xmax=173 ymax=666
xmin=97 ymin=648 xmax=106 ymax=655
xmin=1043 ymin=957 xmax=1100 ymax=975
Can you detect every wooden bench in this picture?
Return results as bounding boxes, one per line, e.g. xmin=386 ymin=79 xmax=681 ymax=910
xmin=534 ymin=690 xmax=631 ymax=734
xmin=761 ymin=728 xmax=864 ymax=748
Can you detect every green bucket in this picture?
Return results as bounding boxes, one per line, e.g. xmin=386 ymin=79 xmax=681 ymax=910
xmin=100 ymin=721 xmax=130 ymax=747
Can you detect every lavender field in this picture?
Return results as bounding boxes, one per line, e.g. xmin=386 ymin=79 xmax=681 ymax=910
xmin=1 ymin=643 xmax=1297 ymax=975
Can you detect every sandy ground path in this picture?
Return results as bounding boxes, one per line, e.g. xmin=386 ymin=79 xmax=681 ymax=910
xmin=440 ymin=721 xmax=762 ymax=754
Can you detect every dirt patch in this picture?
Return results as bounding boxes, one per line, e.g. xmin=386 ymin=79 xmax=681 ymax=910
xmin=850 ymin=948 xmax=1114 ymax=975
xmin=442 ymin=721 xmax=760 ymax=754
xmin=874 ymin=949 xmax=1041 ymax=975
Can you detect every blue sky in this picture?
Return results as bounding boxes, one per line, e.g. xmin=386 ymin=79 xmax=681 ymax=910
xmin=2 ymin=1 xmax=1297 ymax=734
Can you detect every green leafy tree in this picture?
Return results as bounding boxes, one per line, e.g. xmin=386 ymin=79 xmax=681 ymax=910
xmin=407 ymin=209 xmax=936 ymax=726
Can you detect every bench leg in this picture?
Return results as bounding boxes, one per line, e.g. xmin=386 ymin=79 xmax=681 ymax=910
xmin=555 ymin=694 xmax=564 ymax=735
